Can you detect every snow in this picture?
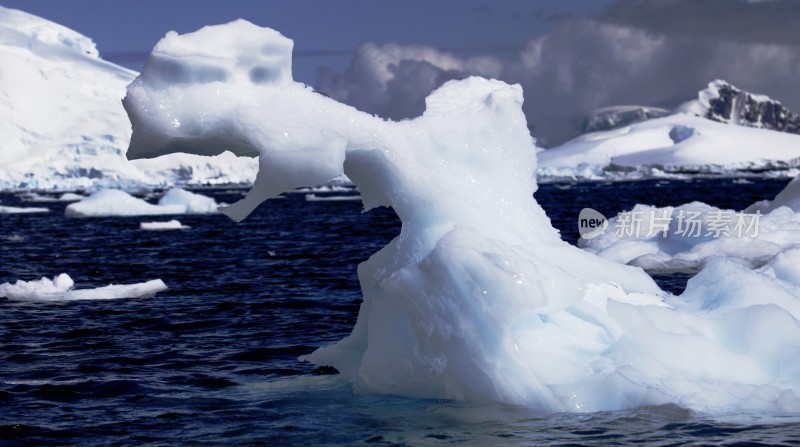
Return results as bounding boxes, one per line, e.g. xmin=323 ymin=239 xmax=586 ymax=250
xmin=65 ymin=188 xmax=221 ymax=217
xmin=0 ymin=6 xmax=257 ymax=191
xmin=581 ymin=176 xmax=800 ymax=272
xmin=140 ymin=220 xmax=190 ymax=230
xmin=539 ymin=113 xmax=800 ymax=181
xmin=0 ymin=273 xmax=167 ymax=301
xmin=125 ymin=20 xmax=800 ymax=414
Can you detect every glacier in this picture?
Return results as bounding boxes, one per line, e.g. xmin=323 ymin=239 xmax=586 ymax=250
xmin=0 ymin=5 xmax=257 ymax=191
xmin=123 ymin=20 xmax=800 ymax=414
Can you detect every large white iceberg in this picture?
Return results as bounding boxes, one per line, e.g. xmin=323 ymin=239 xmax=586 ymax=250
xmin=124 ymin=20 xmax=800 ymax=413
xmin=0 ymin=273 xmax=167 ymax=301
xmin=65 ymin=188 xmax=221 ymax=217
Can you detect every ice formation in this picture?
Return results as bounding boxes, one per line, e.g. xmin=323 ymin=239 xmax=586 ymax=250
xmin=65 ymin=188 xmax=220 ymax=217
xmin=125 ymin=20 xmax=800 ymax=413
xmin=140 ymin=220 xmax=190 ymax=231
xmin=0 ymin=273 xmax=167 ymax=301
xmin=581 ymin=177 xmax=800 ymax=272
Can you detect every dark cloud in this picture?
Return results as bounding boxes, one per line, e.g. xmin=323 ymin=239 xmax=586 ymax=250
xmin=315 ymin=43 xmax=502 ymax=120
xmin=599 ymin=0 xmax=800 ymax=47
xmin=314 ymin=1 xmax=800 ymax=147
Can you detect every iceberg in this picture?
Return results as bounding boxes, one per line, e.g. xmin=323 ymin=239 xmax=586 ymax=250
xmin=65 ymin=188 xmax=221 ymax=217
xmin=124 ymin=20 xmax=800 ymax=413
xmin=0 ymin=273 xmax=167 ymax=301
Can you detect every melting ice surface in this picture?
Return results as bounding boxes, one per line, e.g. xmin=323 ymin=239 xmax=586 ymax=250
xmin=0 ymin=273 xmax=167 ymax=301
xmin=124 ymin=20 xmax=800 ymax=413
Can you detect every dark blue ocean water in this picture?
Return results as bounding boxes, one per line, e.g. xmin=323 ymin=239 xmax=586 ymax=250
xmin=1 ymin=178 xmax=799 ymax=446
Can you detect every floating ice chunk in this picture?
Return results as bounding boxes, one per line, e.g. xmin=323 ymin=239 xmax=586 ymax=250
xmin=140 ymin=220 xmax=190 ymax=230
xmin=0 ymin=273 xmax=167 ymax=301
xmin=58 ymin=193 xmax=85 ymax=202
xmin=19 ymin=192 xmax=84 ymax=202
xmin=0 ymin=203 xmax=49 ymax=214
xmin=157 ymin=188 xmax=219 ymax=214
xmin=65 ymin=188 xmax=220 ymax=217
xmin=124 ymin=20 xmax=800 ymax=414
xmin=304 ymin=194 xmax=362 ymax=202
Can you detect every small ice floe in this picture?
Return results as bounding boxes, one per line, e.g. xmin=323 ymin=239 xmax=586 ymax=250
xmin=304 ymin=193 xmax=362 ymax=202
xmin=19 ymin=192 xmax=84 ymax=202
xmin=292 ymin=184 xmax=356 ymax=194
xmin=0 ymin=274 xmax=167 ymax=301
xmin=65 ymin=188 xmax=222 ymax=217
xmin=140 ymin=220 xmax=190 ymax=231
xmin=0 ymin=204 xmax=49 ymax=214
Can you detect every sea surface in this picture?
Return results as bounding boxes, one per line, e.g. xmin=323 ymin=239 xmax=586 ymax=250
xmin=1 ymin=178 xmax=799 ymax=446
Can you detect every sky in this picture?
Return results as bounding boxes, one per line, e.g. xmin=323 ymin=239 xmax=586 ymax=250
xmin=2 ymin=0 xmax=799 ymax=146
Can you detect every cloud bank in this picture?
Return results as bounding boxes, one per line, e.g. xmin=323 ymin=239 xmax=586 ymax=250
xmin=314 ymin=1 xmax=800 ymax=146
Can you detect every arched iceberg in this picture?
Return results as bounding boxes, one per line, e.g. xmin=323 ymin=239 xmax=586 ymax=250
xmin=124 ymin=20 xmax=800 ymax=413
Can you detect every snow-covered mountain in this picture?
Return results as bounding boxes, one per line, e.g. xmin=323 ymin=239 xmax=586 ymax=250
xmin=677 ymin=80 xmax=800 ymax=135
xmin=0 ymin=6 xmax=256 ymax=191
xmin=540 ymin=81 xmax=800 ymax=181
xmin=581 ymin=106 xmax=670 ymax=134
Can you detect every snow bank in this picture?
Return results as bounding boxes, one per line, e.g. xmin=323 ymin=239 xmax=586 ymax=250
xmin=65 ymin=188 xmax=220 ymax=217
xmin=125 ymin=20 xmax=800 ymax=414
xmin=140 ymin=220 xmax=190 ymax=230
xmin=0 ymin=273 xmax=167 ymax=301
xmin=538 ymin=113 xmax=800 ymax=181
